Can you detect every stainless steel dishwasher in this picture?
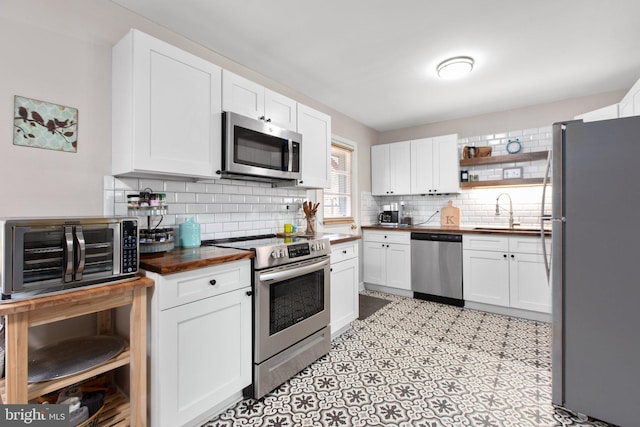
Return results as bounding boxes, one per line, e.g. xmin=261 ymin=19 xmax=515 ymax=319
xmin=411 ymin=232 xmax=463 ymax=307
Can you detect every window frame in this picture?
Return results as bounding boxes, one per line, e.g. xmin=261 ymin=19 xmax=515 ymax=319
xmin=322 ymin=138 xmax=356 ymax=225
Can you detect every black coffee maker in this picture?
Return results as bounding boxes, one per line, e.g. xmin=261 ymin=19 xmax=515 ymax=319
xmin=378 ymin=203 xmax=399 ymax=224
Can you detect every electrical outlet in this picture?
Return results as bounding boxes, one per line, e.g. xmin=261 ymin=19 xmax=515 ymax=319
xmin=503 ymin=167 xmax=523 ymax=179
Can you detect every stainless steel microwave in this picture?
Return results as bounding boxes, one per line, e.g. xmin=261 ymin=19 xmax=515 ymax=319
xmin=0 ymin=217 xmax=138 ymax=299
xmin=220 ymin=111 xmax=302 ymax=181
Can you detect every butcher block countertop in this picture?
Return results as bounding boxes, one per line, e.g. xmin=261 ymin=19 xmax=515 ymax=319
xmin=361 ymin=224 xmax=551 ymax=237
xmin=140 ymin=234 xmax=361 ymax=275
xmin=315 ymin=233 xmax=362 ymax=244
xmin=140 ymin=246 xmax=254 ymax=275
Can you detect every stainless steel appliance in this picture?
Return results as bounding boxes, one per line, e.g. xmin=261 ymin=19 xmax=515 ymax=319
xmin=220 ymin=111 xmax=302 ymax=182
xmin=546 ymin=116 xmax=640 ymax=427
xmin=205 ymin=234 xmax=331 ymax=399
xmin=410 ymin=232 xmax=463 ymax=307
xmin=1 ymin=217 xmax=138 ymax=299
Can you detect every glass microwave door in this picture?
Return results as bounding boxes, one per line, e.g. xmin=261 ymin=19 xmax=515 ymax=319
xmin=234 ymin=126 xmax=287 ymax=171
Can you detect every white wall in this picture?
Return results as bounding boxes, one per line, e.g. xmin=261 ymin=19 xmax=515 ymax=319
xmin=378 ymin=90 xmax=626 ymax=143
xmin=0 ymin=0 xmax=376 ymax=218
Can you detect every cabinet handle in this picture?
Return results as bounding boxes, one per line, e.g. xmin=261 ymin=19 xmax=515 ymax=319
xmin=266 ymin=118 xmax=271 ymax=123
xmin=330 ymin=268 xmax=333 ymax=272
xmin=503 ymin=254 xmax=507 ymax=258
xmin=386 ymin=245 xmax=389 ymax=248
xmin=511 ymin=254 xmax=515 ymax=259
xmin=342 ymin=250 xmax=347 ymax=254
xmin=259 ymin=115 xmax=266 ymax=121
xmin=209 ymin=279 xmax=217 ymax=286
xmin=381 ymin=244 xmax=385 ymax=247
xmin=246 ymin=291 xmax=253 ymax=296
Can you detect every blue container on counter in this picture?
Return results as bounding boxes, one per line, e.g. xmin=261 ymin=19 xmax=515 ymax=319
xmin=179 ymin=217 xmax=201 ymax=248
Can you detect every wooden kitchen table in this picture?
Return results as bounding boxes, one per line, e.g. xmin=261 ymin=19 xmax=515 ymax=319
xmin=0 ymin=276 xmax=154 ymax=427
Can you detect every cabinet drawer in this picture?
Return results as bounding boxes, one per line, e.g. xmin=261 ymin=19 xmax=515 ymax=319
xmin=363 ymin=230 xmax=410 ymax=244
xmin=331 ymin=242 xmax=358 ymax=263
xmin=463 ymin=234 xmax=509 ymax=252
xmin=156 ymin=260 xmax=251 ymax=310
xmin=509 ymin=236 xmax=551 ymax=255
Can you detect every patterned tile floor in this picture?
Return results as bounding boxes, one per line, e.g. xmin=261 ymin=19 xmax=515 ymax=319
xmin=204 ymin=291 xmax=613 ymax=427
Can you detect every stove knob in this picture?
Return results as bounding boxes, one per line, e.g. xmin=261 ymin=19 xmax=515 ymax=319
xmin=271 ymin=250 xmax=280 ymax=259
xmin=280 ymin=249 xmax=286 ymax=257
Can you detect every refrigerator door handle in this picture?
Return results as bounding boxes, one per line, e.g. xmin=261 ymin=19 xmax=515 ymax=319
xmin=541 ymin=150 xmax=553 ymax=283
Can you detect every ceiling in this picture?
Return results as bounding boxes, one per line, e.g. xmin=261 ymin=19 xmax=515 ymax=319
xmin=112 ymin=0 xmax=640 ymax=132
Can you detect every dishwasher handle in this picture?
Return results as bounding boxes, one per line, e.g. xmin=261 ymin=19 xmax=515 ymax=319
xmin=410 ymin=232 xmax=462 ymax=243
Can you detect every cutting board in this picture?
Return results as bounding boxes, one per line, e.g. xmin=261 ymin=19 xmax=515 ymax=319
xmin=440 ymin=200 xmax=460 ymax=227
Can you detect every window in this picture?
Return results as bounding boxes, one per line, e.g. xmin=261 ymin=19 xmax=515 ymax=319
xmin=323 ymin=142 xmax=353 ymax=223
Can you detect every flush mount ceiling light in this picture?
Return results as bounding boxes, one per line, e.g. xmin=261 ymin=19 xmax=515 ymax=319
xmin=437 ymin=56 xmax=474 ymax=80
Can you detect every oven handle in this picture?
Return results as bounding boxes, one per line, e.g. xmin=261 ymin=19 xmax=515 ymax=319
xmin=259 ymin=258 xmax=330 ymax=283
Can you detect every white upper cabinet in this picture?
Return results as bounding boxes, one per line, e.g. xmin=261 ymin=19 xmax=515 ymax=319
xmin=222 ymin=70 xmax=297 ymax=131
xmin=574 ymin=104 xmax=619 ymax=122
xmin=410 ymin=134 xmax=459 ymax=194
xmin=112 ymin=29 xmax=222 ymax=179
xmin=297 ymin=104 xmax=331 ymax=188
xmin=371 ymin=141 xmax=411 ymax=196
xmin=619 ymin=77 xmax=640 ymax=118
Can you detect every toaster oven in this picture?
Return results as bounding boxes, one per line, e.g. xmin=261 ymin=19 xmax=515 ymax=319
xmin=0 ymin=217 xmax=138 ymax=299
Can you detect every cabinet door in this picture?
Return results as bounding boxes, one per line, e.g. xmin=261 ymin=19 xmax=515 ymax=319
xmin=389 ymin=141 xmax=411 ymax=195
xmin=509 ymin=252 xmax=551 ymax=313
xmin=410 ymin=138 xmax=435 ymax=194
xmin=113 ymin=30 xmax=222 ymax=178
xmin=385 ymin=244 xmax=411 ymax=290
xmin=330 ymin=257 xmax=359 ymax=336
xmin=432 ymin=134 xmax=460 ymax=193
xmin=371 ymin=144 xmax=390 ymax=196
xmin=222 ymin=70 xmax=264 ymax=120
xmin=265 ymin=88 xmax=297 ymax=130
xmin=463 ymin=249 xmax=510 ymax=306
xmin=363 ymin=241 xmax=386 ymax=285
xmin=297 ymin=104 xmax=331 ymax=188
xmin=157 ymin=287 xmax=252 ymax=427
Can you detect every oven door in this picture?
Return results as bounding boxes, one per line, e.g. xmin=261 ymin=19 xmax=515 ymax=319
xmin=255 ymin=256 xmax=330 ymax=363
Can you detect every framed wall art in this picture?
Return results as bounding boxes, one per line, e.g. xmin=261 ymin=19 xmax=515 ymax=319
xmin=13 ymin=95 xmax=78 ymax=153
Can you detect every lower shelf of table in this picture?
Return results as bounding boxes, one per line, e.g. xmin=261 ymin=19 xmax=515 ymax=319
xmin=0 ymin=348 xmax=131 ymax=402
xmin=98 ymin=389 xmax=131 ymax=427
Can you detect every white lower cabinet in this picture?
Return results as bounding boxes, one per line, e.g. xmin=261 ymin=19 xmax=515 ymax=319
xmin=363 ymin=231 xmax=411 ymax=291
xmin=330 ymin=241 xmax=359 ymax=338
xmin=463 ymin=249 xmax=510 ymax=306
xmin=463 ymin=235 xmax=551 ymax=314
xmin=146 ymin=260 xmax=252 ymax=427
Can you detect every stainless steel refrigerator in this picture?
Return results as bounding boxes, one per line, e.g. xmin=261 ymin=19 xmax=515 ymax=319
xmin=548 ymin=116 xmax=640 ymax=427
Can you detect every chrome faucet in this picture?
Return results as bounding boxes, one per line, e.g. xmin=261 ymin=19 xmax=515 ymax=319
xmin=496 ymin=193 xmax=516 ymax=228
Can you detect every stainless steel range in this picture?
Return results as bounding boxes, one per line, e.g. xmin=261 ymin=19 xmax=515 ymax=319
xmin=203 ymin=234 xmax=331 ymax=399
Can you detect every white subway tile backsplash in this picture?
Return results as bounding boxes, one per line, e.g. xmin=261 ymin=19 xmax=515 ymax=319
xmin=175 ymin=192 xmax=197 ymax=204
xmin=164 ymin=181 xmax=186 ymax=192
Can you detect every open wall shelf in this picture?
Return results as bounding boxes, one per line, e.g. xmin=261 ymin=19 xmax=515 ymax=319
xmin=460 ymin=151 xmax=548 ymax=167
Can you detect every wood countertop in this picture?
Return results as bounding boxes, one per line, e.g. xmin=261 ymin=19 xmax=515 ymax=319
xmin=140 ymin=246 xmax=254 ymax=275
xmin=0 ymin=276 xmax=154 ymax=316
xmin=315 ymin=233 xmax=362 ymax=244
xmin=361 ymin=224 xmax=551 ymax=237
xmin=140 ymin=234 xmax=361 ymax=275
